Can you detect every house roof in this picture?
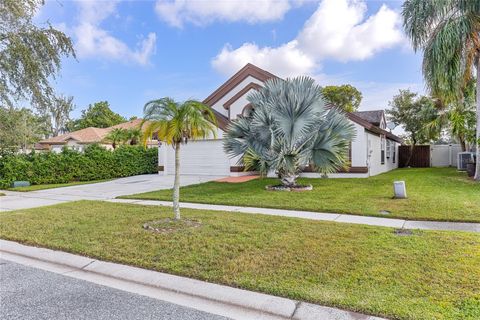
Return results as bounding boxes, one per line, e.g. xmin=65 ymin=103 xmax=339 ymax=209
xmin=346 ymin=111 xmax=402 ymax=143
xmin=206 ymin=63 xmax=402 ymax=143
xmin=39 ymin=119 xmax=145 ymax=145
xmin=203 ymin=63 xmax=277 ymax=108
xmin=352 ymin=110 xmax=385 ymax=127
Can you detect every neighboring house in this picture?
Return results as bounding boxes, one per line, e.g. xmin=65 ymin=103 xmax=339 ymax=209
xmin=160 ymin=63 xmax=401 ymax=177
xmin=37 ymin=119 xmax=156 ymax=152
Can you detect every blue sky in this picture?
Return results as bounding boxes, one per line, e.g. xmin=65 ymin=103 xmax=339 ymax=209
xmin=37 ymin=0 xmax=424 ymax=119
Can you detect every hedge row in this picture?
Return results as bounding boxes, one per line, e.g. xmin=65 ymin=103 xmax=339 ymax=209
xmin=0 ymin=144 xmax=158 ymax=188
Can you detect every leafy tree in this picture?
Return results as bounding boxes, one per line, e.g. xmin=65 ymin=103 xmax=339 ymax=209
xmin=0 ymin=0 xmax=75 ymax=111
xmin=387 ymin=90 xmax=438 ymax=166
xmin=0 ymin=106 xmax=49 ymax=152
xmin=47 ymin=95 xmax=74 ymax=136
xmin=225 ymin=77 xmax=355 ymax=188
xmin=321 ymin=84 xmax=362 ymax=112
xmin=69 ymin=101 xmax=126 ymax=130
xmin=142 ymin=98 xmax=217 ymax=220
xmin=403 ymin=0 xmax=480 ymax=180
xmin=104 ymin=128 xmax=128 ymax=149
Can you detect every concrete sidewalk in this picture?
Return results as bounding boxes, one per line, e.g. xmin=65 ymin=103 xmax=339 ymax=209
xmin=0 ymin=240 xmax=385 ymax=320
xmin=108 ymin=199 xmax=480 ymax=233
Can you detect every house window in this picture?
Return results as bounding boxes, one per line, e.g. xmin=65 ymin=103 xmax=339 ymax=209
xmin=381 ymin=136 xmax=385 ymax=164
xmin=386 ymin=140 xmax=391 ymax=159
xmin=393 ymin=146 xmax=396 ymax=164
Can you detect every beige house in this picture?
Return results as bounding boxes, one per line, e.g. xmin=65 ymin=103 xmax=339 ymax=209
xmin=37 ymin=119 xmax=156 ymax=152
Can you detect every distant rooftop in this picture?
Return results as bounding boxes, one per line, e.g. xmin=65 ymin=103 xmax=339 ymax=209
xmin=39 ymin=118 xmax=145 ymax=145
xmin=352 ymin=110 xmax=385 ymax=127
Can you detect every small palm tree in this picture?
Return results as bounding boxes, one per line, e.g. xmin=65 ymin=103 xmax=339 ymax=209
xmin=142 ymin=98 xmax=217 ymax=220
xmin=224 ymin=77 xmax=355 ymax=188
xmin=126 ymin=128 xmax=142 ymax=145
xmin=104 ymin=128 xmax=127 ymax=149
xmin=403 ymin=0 xmax=480 ymax=180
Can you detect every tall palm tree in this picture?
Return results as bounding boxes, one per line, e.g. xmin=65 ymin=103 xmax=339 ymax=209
xmin=104 ymin=128 xmax=127 ymax=149
xmin=224 ymin=77 xmax=355 ymax=188
xmin=403 ymin=0 xmax=480 ymax=180
xmin=141 ymin=98 xmax=217 ymax=220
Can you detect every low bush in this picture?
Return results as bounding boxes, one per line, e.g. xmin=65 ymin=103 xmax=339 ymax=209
xmin=0 ymin=144 xmax=158 ymax=188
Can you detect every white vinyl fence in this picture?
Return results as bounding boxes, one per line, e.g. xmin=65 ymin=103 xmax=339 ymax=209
xmin=430 ymin=144 xmax=462 ymax=167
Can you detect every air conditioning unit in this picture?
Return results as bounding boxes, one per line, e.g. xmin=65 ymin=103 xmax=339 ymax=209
xmin=457 ymin=152 xmax=475 ymax=171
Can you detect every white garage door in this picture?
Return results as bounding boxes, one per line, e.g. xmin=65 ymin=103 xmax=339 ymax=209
xmin=163 ymin=139 xmax=230 ymax=176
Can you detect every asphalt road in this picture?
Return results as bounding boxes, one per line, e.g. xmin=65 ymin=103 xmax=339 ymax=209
xmin=0 ymin=259 xmax=229 ymax=320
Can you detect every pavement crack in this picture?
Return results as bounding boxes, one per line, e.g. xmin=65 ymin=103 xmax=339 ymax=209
xmin=290 ymin=301 xmax=301 ymax=319
xmin=79 ymin=260 xmax=96 ymax=270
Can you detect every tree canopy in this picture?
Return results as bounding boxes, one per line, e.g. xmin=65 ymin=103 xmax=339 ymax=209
xmin=47 ymin=95 xmax=74 ymax=137
xmin=69 ymin=101 xmax=126 ymax=130
xmin=321 ymin=85 xmax=362 ymax=112
xmin=0 ymin=0 xmax=75 ymax=111
xmin=387 ymin=90 xmax=438 ymax=145
xmin=0 ymin=106 xmax=49 ymax=152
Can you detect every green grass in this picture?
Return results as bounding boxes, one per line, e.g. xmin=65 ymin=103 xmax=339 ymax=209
xmin=122 ymin=168 xmax=480 ymax=222
xmin=7 ymin=179 xmax=110 ymax=192
xmin=0 ymin=201 xmax=479 ymax=320
xmin=0 ymin=192 xmax=4 ymax=196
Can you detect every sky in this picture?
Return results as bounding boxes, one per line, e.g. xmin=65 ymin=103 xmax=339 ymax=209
xmin=36 ymin=0 xmax=425 ymax=120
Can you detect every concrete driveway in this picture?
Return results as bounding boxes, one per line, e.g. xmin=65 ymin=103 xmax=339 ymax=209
xmin=0 ymin=174 xmax=221 ymax=211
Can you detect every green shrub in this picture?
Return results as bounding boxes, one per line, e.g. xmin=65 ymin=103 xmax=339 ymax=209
xmin=0 ymin=144 xmax=158 ymax=188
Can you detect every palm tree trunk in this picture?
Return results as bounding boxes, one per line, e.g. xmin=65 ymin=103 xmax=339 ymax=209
xmin=459 ymin=135 xmax=466 ymax=152
xmin=474 ymin=64 xmax=480 ymax=181
xmin=173 ymin=143 xmax=181 ymax=219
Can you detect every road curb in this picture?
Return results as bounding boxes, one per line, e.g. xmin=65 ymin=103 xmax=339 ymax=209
xmin=0 ymin=239 xmax=386 ymax=320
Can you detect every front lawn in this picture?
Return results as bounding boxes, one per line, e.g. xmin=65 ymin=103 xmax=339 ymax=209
xmin=7 ymin=179 xmax=110 ymax=192
xmin=0 ymin=201 xmax=478 ymax=320
xmin=122 ymin=168 xmax=480 ymax=222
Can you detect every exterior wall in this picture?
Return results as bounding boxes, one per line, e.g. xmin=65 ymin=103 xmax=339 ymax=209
xmin=229 ymin=95 xmax=252 ymax=120
xmin=159 ymin=139 xmax=230 ymax=176
xmin=431 ymin=144 xmax=462 ymax=167
xmin=50 ymin=145 xmax=65 ymax=153
xmin=367 ymin=133 xmax=399 ymax=176
xmin=210 ymin=75 xmax=265 ymax=118
xmin=300 ymin=172 xmax=369 ymax=179
xmin=350 ymin=122 xmax=368 ymax=167
xmin=51 ymin=140 xmax=84 ymax=153
xmin=50 ymin=142 xmax=114 ymax=153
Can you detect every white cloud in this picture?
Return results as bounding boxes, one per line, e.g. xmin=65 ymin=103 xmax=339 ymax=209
xmin=298 ymin=2 xmax=403 ymax=61
xmin=155 ymin=0 xmax=292 ymax=27
xmin=212 ymin=41 xmax=316 ymax=78
xmin=73 ymin=0 xmax=157 ymax=65
xmin=212 ymin=0 xmax=404 ymax=77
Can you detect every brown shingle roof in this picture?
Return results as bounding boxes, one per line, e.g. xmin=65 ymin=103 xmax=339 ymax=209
xmin=352 ymin=110 xmax=385 ymax=127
